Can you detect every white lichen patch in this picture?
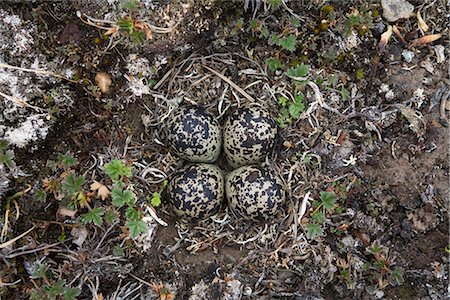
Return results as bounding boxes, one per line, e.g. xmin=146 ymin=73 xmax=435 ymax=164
xmin=126 ymin=54 xmax=153 ymax=77
xmin=125 ymin=54 xmax=167 ymax=98
xmin=126 ymin=76 xmax=151 ymax=97
xmin=0 ymin=9 xmax=75 ymax=149
xmin=2 ymin=114 xmax=50 ymax=148
xmin=0 ymin=10 xmax=34 ymax=55
xmin=345 ymin=31 xmax=361 ymax=51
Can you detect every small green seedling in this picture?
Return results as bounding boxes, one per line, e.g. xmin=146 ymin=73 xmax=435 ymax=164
xmin=0 ymin=140 xmax=15 ymax=170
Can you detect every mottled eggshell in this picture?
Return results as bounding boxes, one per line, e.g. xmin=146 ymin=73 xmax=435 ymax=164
xmin=225 ymin=165 xmax=285 ymax=221
xmin=223 ymin=106 xmax=277 ymax=168
xmin=168 ymin=105 xmax=222 ymax=163
xmin=169 ymin=163 xmax=224 ymax=220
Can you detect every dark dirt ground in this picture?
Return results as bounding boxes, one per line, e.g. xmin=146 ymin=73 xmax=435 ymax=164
xmin=0 ymin=0 xmax=449 ymax=299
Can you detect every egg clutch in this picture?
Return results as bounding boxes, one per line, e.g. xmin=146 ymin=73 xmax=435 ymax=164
xmin=167 ymin=105 xmax=285 ymax=222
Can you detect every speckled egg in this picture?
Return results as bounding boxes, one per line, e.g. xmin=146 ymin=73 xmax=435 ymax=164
xmin=168 ymin=106 xmax=222 ymax=163
xmin=225 ymin=165 xmax=285 ymax=221
xmin=169 ymin=163 xmax=224 ymax=220
xmin=223 ymin=106 xmax=277 ymax=168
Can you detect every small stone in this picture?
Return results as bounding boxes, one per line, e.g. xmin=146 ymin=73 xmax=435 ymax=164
xmin=401 ymin=50 xmax=414 ymax=63
xmin=420 ymin=58 xmax=435 ymax=74
xmin=381 ymin=0 xmax=414 ymax=22
xmin=434 ymin=45 xmax=445 ymax=64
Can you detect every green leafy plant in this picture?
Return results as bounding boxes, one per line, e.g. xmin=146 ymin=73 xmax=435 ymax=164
xmin=35 ymin=188 xmax=47 ymax=202
xmin=362 ymin=242 xmax=405 ymax=289
xmin=148 ymin=179 xmax=168 ymax=207
xmin=81 ymin=207 xmax=104 ymax=225
xmin=104 ymin=160 xmax=146 ymax=238
xmin=306 ymin=191 xmax=344 ymax=240
xmin=286 ymin=64 xmax=309 ymax=81
xmin=279 ymin=35 xmax=297 ymax=52
xmin=29 ymin=262 xmax=80 ymax=300
xmin=341 ymin=8 xmax=374 ymax=36
xmin=111 ymin=188 xmax=135 ymax=208
xmin=57 ymin=152 xmax=78 ymax=169
xmin=266 ymin=57 xmax=284 ymax=72
xmin=277 ymin=92 xmax=306 ymax=128
xmin=275 ymin=64 xmax=311 ymax=128
xmin=105 ymin=159 xmax=132 ymax=182
xmin=37 ymin=153 xmax=90 ymax=211
xmin=122 ymin=0 xmax=139 ymax=10
xmin=267 ymin=0 xmax=282 ymax=9
xmin=30 ymin=280 xmax=80 ymax=300
xmin=268 ymin=33 xmax=297 ymax=52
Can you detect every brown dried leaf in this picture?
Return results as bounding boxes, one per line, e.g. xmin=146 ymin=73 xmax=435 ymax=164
xmin=143 ymin=25 xmax=153 ymax=40
xmin=95 ymin=72 xmax=112 ymax=93
xmin=378 ymin=25 xmax=392 ymax=51
xmin=134 ymin=21 xmax=153 ymax=40
xmin=417 ymin=11 xmax=429 ymax=32
xmin=104 ymin=26 xmax=119 ymax=36
xmin=399 ymin=105 xmax=426 ymax=135
xmin=90 ymin=180 xmax=110 ymax=200
xmin=57 ymin=206 xmax=77 ymax=219
xmin=409 ymin=33 xmax=442 ymax=48
xmin=71 ymin=226 xmax=88 ymax=247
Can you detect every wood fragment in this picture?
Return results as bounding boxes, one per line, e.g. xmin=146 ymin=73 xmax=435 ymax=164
xmin=392 ymin=25 xmax=406 ymax=45
xmin=203 ymin=65 xmax=255 ymax=102
xmin=417 ymin=11 xmax=429 ymax=32
xmin=409 ymin=33 xmax=442 ymax=48
xmin=378 ymin=25 xmax=393 ymax=51
xmin=0 ymin=226 xmax=36 ymax=249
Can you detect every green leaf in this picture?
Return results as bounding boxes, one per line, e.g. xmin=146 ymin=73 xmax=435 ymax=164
xmin=279 ymin=35 xmax=297 ymax=52
xmin=104 ymin=209 xmax=119 ymax=224
xmin=260 ymin=27 xmax=270 ymax=38
xmin=63 ymin=287 xmax=81 ymax=300
xmin=117 ymin=17 xmax=134 ymax=31
xmin=114 ymin=244 xmax=125 ymax=257
xmin=122 ymin=0 xmax=139 ymax=10
xmin=311 ymin=211 xmax=325 ymax=224
xmin=30 ymin=263 xmax=49 ymax=279
xmin=278 ymin=96 xmax=288 ymax=107
xmin=268 ymin=0 xmax=282 ymax=9
xmin=105 ymin=160 xmax=132 ymax=181
xmin=288 ymin=16 xmax=301 ymax=28
xmin=356 ymin=68 xmax=364 ymax=80
xmin=0 ymin=150 xmax=14 ymax=169
xmin=130 ymin=31 xmax=146 ymax=44
xmin=286 ymin=64 xmax=309 ymax=78
xmin=111 ymin=188 xmax=135 ymax=208
xmin=306 ymin=223 xmax=324 ymax=239
xmin=276 ymin=116 xmax=287 ymax=128
xmin=389 ymin=268 xmax=405 ymax=286
xmin=125 ymin=206 xmax=141 ymax=221
xmin=0 ymin=140 xmax=8 ymax=150
xmin=268 ymin=33 xmax=280 ymax=46
xmin=126 ymin=219 xmax=147 ymax=238
xmin=81 ymin=207 xmax=104 ymax=226
xmin=57 ymin=152 xmax=78 ymax=169
xmin=150 ymin=191 xmax=161 ymax=207
xmin=340 ymin=86 xmax=350 ymax=101
xmin=369 ymin=243 xmax=382 ymax=255
xmin=61 ymin=174 xmax=85 ymax=196
xmin=249 ymin=19 xmax=258 ymax=29
xmin=35 ymin=189 xmax=47 ymax=202
xmin=41 ymin=280 xmax=80 ymax=300
xmin=288 ymin=103 xmax=303 ymax=119
xmin=266 ymin=58 xmax=284 ymax=72
xmin=320 ymin=191 xmax=336 ymax=210
xmin=43 ymin=280 xmax=65 ymax=299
